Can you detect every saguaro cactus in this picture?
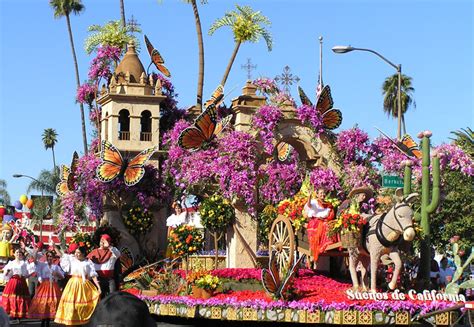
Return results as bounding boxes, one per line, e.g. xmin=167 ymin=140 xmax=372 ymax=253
xmin=445 ymin=240 xmax=474 ymax=295
xmin=418 ymin=131 xmax=441 ymax=284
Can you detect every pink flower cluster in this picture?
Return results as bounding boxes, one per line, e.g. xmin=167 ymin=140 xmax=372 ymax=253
xmin=434 ymin=143 xmax=474 ymax=176
xmin=258 ymin=159 xmax=303 ymax=204
xmin=342 ymin=163 xmax=379 ymax=191
xmin=309 ymin=167 xmax=341 ymax=192
xmin=252 ymin=78 xmax=279 ymax=95
xmin=296 ymin=104 xmax=325 ymax=136
xmin=88 ymin=45 xmax=121 ymax=81
xmin=336 ymin=127 xmax=371 ymax=164
xmin=252 ymin=105 xmax=283 ymax=154
xmin=371 ymin=136 xmax=416 ymax=175
xmin=76 ymin=83 xmax=97 ymax=106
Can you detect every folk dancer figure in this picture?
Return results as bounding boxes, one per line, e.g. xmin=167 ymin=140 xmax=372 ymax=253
xmin=87 ymin=234 xmax=121 ymax=297
xmin=28 ymin=250 xmax=64 ymax=327
xmin=1 ymin=248 xmax=30 ymax=319
xmin=54 ymin=246 xmax=101 ymax=326
xmin=304 ymin=188 xmax=337 ymax=262
xmin=0 ymin=224 xmax=14 ymax=265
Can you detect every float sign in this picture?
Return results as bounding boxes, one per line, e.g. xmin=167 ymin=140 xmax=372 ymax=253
xmin=382 ymin=175 xmax=404 ymax=188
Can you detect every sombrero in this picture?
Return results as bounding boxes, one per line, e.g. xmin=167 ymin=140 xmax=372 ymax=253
xmin=348 ymin=186 xmax=374 ymax=199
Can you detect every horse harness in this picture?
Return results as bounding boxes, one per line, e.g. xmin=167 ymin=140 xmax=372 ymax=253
xmin=365 ymin=203 xmax=413 ymax=249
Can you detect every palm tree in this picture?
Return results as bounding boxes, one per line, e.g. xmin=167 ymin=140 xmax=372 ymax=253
xmin=209 ymin=5 xmax=272 ymax=87
xmin=119 ymin=0 xmax=126 ymax=27
xmin=27 ymin=169 xmax=60 ymax=196
xmin=84 ymin=20 xmax=141 ymax=55
xmin=451 ymin=127 xmax=474 ymax=158
xmin=0 ymin=179 xmax=11 ymax=206
xmin=49 ymin=0 xmax=88 ymax=154
xmin=382 ymin=74 xmax=416 ymax=135
xmin=42 ymin=128 xmax=59 ymax=171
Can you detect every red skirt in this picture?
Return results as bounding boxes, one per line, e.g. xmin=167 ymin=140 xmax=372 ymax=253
xmin=28 ymin=279 xmax=62 ymax=319
xmin=1 ymin=275 xmax=30 ymax=318
xmin=307 ymin=219 xmax=338 ymax=262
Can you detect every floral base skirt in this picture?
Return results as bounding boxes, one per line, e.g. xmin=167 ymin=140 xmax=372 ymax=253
xmin=1 ymin=275 xmax=30 ymax=318
xmin=28 ymin=280 xmax=62 ymax=319
xmin=54 ymin=276 xmax=100 ymax=326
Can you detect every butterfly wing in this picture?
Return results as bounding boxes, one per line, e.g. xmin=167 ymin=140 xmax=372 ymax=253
xmin=96 ymin=140 xmax=123 ymax=183
xmin=178 ymin=126 xmax=208 ymax=151
xmin=276 ymin=142 xmax=292 ymax=162
xmin=178 ymin=104 xmax=218 ymax=151
xmin=204 ymin=85 xmax=224 ymax=109
xmin=56 ymin=165 xmax=70 ymax=197
xmin=66 ymin=151 xmax=79 ymax=192
xmin=123 ymin=146 xmax=158 ymax=186
xmin=315 ymin=85 xmax=334 ymax=115
xmin=398 ymin=134 xmax=422 ymax=159
xmin=321 ymin=108 xmax=343 ymax=130
xmin=120 ymin=247 xmax=135 ymax=278
xmin=144 ymin=34 xmax=171 ymax=77
xmin=278 ymin=254 xmax=305 ymax=300
xmin=298 ymin=86 xmax=313 ymax=106
xmin=214 ymin=114 xmax=232 ymax=137
xmin=261 ymin=255 xmax=279 ymax=296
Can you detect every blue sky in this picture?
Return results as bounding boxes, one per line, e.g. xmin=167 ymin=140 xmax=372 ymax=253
xmin=0 ymin=0 xmax=472 ymax=202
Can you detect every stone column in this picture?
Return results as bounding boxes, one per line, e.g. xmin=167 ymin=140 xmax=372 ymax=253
xmin=226 ymin=81 xmax=266 ymax=268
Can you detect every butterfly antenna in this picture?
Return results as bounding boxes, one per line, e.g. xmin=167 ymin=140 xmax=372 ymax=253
xmin=374 ymin=126 xmax=412 ymax=159
xmin=146 ymin=62 xmax=153 ymax=76
xmin=221 ymin=84 xmax=239 ymax=103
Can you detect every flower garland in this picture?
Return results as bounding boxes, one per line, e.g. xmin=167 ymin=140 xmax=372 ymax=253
xmin=168 ymin=224 xmax=204 ymax=257
xmin=124 ymin=206 xmax=154 ymax=236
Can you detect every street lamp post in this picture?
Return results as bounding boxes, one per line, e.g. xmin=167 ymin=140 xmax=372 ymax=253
xmin=13 ymin=174 xmax=47 ymax=238
xmin=332 ymin=45 xmax=403 ymax=140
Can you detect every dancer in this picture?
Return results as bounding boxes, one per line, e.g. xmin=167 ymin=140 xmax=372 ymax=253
xmin=54 ymin=246 xmax=101 ymax=326
xmin=1 ymin=248 xmax=30 ymax=320
xmin=28 ymin=250 xmax=64 ymax=327
xmin=304 ymin=187 xmax=337 ymax=263
xmin=87 ymin=234 xmax=121 ymax=297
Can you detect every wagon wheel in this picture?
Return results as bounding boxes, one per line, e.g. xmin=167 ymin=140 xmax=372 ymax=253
xmin=269 ymin=215 xmax=295 ymax=275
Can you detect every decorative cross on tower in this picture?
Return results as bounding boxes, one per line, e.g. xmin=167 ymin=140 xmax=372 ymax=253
xmin=127 ymin=15 xmax=141 ymax=33
xmin=274 ymin=65 xmax=300 ymax=94
xmin=241 ymin=58 xmax=257 ymax=80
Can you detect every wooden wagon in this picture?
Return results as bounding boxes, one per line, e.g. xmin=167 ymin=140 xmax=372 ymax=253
xmin=268 ymin=214 xmax=345 ymax=273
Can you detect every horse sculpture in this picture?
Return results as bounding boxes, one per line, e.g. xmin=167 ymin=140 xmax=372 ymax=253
xmin=348 ymin=190 xmax=418 ymax=292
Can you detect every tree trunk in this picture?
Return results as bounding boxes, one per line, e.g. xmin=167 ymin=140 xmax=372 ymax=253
xmin=51 ymin=146 xmax=57 ymax=172
xmin=191 ymin=0 xmax=204 ymax=112
xmin=66 ymin=13 xmax=88 ymax=154
xmin=119 ymin=0 xmax=126 ymax=28
xmin=401 ymin=115 xmax=406 ymax=135
xmin=220 ymin=42 xmax=241 ymax=87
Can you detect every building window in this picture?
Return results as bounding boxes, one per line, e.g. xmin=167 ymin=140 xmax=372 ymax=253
xmin=118 ymin=109 xmax=130 ymax=140
xmin=140 ymin=110 xmax=152 ymax=141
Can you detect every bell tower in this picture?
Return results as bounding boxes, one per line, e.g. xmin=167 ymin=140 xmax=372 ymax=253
xmin=97 ymin=41 xmax=166 ymax=153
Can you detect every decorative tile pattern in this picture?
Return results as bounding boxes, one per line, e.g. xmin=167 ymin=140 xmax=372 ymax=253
xmin=307 ymin=310 xmax=321 ymax=323
xmin=395 ymin=311 xmax=410 ymax=325
xmin=242 ymin=307 xmax=258 ymax=321
xmin=186 ymin=306 xmax=196 ymax=318
xmin=358 ymin=310 xmax=373 ymax=325
xmin=211 ymin=307 xmax=222 ymax=319
xmin=284 ymin=308 xmax=293 ymax=322
xmin=342 ymin=310 xmax=357 ymax=325
xmin=435 ymin=312 xmax=450 ymax=326
xmin=168 ymin=304 xmax=177 ymax=316
xmin=227 ymin=307 xmax=237 ymax=320
xmin=159 ymin=304 xmax=168 ymax=316
xmin=298 ymin=309 xmax=307 ymax=323
xmin=334 ymin=310 xmax=343 ymax=324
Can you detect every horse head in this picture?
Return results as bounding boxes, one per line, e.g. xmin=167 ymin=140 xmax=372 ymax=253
xmin=392 ymin=189 xmax=418 ymax=241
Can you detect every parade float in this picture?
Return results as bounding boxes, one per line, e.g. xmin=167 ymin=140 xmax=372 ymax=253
xmin=13 ymin=4 xmax=472 ymax=326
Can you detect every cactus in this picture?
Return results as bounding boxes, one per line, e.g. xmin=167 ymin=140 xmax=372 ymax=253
xmin=417 ymin=131 xmax=441 ymax=284
xmin=403 ymin=159 xmax=413 ymax=196
xmin=445 ymin=242 xmax=474 ymax=295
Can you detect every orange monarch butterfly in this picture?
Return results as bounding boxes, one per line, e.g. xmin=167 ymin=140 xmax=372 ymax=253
xmin=276 ymin=142 xmax=293 ymax=162
xmin=56 ymin=151 xmax=79 ymax=197
xmin=178 ymin=85 xmax=231 ymax=151
xmin=261 ymin=254 xmax=305 ymax=300
xmin=375 ymin=127 xmax=422 ymax=160
xmin=398 ymin=134 xmax=422 ymax=159
xmin=298 ymin=85 xmax=343 ymax=130
xmin=144 ymin=35 xmax=171 ymax=77
xmin=96 ymin=140 xmax=158 ymax=186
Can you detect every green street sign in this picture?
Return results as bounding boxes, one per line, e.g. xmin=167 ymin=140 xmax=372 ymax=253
xmin=382 ymin=175 xmax=404 ymax=188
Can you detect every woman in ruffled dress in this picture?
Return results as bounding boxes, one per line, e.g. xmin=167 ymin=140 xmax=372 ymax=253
xmin=1 ymin=248 xmax=30 ymax=320
xmin=54 ymin=246 xmax=101 ymax=326
xmin=28 ymin=250 xmax=64 ymax=327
